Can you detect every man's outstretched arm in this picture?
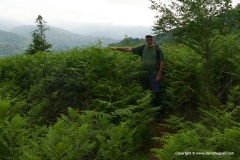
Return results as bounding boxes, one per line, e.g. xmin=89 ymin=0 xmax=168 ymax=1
xmin=110 ymin=47 xmax=132 ymax=52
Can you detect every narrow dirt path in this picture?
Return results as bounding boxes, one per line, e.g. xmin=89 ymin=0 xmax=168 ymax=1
xmin=147 ymin=119 xmax=177 ymax=160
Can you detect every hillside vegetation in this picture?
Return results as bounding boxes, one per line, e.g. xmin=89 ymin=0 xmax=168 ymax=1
xmin=0 ymin=27 xmax=240 ymax=159
xmin=0 ymin=46 xmax=155 ymax=159
xmin=0 ymin=30 xmax=30 ymax=56
xmin=1 ymin=0 xmax=240 ymax=159
xmin=12 ymin=25 xmax=119 ymax=49
xmin=0 ymin=26 xmax=119 ymax=56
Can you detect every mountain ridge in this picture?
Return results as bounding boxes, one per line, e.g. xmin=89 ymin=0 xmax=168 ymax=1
xmin=0 ymin=25 xmax=120 ymax=56
xmin=0 ymin=30 xmax=30 ymax=56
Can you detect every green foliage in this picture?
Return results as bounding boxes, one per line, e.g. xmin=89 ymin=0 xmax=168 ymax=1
xmin=0 ymin=15 xmax=240 ymax=159
xmin=0 ymin=46 xmax=156 ymax=159
xmin=159 ymin=30 xmax=240 ymax=118
xmin=159 ymin=44 xmax=204 ymax=118
xmin=152 ymin=30 xmax=240 ymax=159
xmin=0 ymin=46 xmax=144 ymax=124
xmin=0 ymin=30 xmax=30 ymax=56
xmin=150 ymin=0 xmax=237 ymax=98
xmin=20 ymin=109 xmax=96 ymax=160
xmin=210 ymin=32 xmax=240 ymax=103
xmin=0 ymin=98 xmax=12 ymax=159
xmin=220 ymin=4 xmax=240 ymax=33
xmin=18 ymin=103 xmax=154 ymax=160
xmin=152 ymin=87 xmax=240 ymax=159
xmin=109 ymin=36 xmax=145 ymax=47
xmin=96 ymin=121 xmax=135 ymax=160
xmin=26 ymin=15 xmax=52 ymax=55
xmin=0 ymin=98 xmax=30 ymax=160
xmin=150 ymin=0 xmax=233 ymax=47
xmin=228 ymin=85 xmax=240 ymax=106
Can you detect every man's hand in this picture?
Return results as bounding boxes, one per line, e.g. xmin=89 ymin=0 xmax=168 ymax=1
xmin=156 ymin=74 xmax=162 ymax=82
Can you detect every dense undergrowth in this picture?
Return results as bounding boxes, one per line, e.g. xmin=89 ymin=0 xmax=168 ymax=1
xmin=0 ymin=32 xmax=240 ymax=159
xmin=0 ymin=46 xmax=157 ymax=159
xmin=152 ymin=33 xmax=240 ymax=159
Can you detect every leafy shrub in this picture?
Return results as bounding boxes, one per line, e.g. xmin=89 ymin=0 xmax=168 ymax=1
xmin=210 ymin=32 xmax=240 ymax=103
xmin=159 ymin=44 xmax=204 ymax=118
xmin=0 ymin=46 xmax=143 ymax=124
xmin=0 ymin=98 xmax=30 ymax=159
xmin=19 ymin=103 xmax=154 ymax=160
xmin=0 ymin=46 xmax=156 ymax=159
xmin=152 ymin=86 xmax=240 ymax=160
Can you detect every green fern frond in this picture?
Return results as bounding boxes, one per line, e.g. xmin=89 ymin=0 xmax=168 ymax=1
xmin=160 ymin=115 xmax=185 ymax=130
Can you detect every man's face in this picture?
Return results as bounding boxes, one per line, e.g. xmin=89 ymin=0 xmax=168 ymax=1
xmin=146 ymin=36 xmax=154 ymax=46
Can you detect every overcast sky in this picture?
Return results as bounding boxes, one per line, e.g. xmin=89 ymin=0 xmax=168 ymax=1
xmin=0 ymin=0 xmax=239 ymax=31
xmin=0 ymin=0 xmax=158 ymax=29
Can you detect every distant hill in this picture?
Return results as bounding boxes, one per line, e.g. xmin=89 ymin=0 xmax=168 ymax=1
xmin=11 ymin=25 xmax=120 ymax=50
xmin=0 ymin=25 xmax=119 ymax=56
xmin=0 ymin=30 xmax=30 ymax=57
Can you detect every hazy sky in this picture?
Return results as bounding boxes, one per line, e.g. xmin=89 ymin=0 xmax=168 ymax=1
xmin=0 ymin=0 xmax=239 ymax=31
xmin=0 ymin=0 xmax=158 ymax=29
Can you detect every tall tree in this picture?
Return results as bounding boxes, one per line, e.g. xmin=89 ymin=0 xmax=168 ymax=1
xmin=26 ymin=15 xmax=52 ymax=55
xmin=150 ymin=0 xmax=234 ymax=102
xmin=150 ymin=0 xmax=233 ymax=56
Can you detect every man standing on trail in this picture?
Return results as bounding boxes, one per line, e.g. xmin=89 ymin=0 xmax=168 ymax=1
xmin=111 ymin=34 xmax=164 ymax=94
